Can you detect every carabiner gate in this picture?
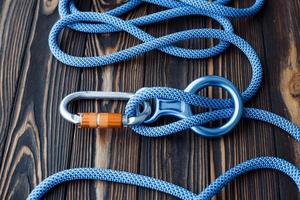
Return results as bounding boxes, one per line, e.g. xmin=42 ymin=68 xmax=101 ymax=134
xmin=59 ymin=91 xmax=151 ymax=128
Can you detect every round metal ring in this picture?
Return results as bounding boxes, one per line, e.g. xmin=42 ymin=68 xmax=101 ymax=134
xmin=183 ymin=76 xmax=243 ymax=137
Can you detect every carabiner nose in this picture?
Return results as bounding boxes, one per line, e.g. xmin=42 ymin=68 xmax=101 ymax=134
xmin=59 ymin=91 xmax=151 ymax=128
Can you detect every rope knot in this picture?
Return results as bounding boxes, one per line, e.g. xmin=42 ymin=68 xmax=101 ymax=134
xmin=125 ymin=76 xmax=243 ymax=137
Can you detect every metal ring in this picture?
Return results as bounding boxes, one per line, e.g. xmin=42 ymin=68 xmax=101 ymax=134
xmin=183 ymin=76 xmax=243 ymax=137
xmin=143 ymin=76 xmax=243 ymax=137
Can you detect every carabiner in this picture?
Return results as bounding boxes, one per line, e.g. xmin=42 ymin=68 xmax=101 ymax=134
xmin=59 ymin=91 xmax=151 ymax=128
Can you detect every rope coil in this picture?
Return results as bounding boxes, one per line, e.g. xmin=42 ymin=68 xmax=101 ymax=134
xmin=27 ymin=0 xmax=300 ymax=199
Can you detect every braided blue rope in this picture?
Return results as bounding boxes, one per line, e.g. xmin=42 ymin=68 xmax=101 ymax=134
xmin=124 ymin=87 xmax=300 ymax=139
xmin=27 ymin=0 xmax=300 ymax=199
xmin=27 ymin=157 xmax=300 ymax=200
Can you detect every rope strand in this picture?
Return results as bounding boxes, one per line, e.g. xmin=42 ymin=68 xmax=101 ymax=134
xmin=27 ymin=157 xmax=300 ymax=200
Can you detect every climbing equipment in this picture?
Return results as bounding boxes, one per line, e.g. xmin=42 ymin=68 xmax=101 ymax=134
xmin=61 ymin=76 xmax=244 ymax=137
xmin=59 ymin=91 xmax=152 ymax=127
xmin=60 ymin=75 xmax=300 ymax=139
xmin=27 ymin=157 xmax=300 ymax=200
xmin=49 ymin=0 xmax=263 ymax=67
xmin=27 ymin=0 xmax=300 ymax=199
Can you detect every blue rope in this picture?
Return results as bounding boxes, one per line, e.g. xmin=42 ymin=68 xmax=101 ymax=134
xmin=27 ymin=0 xmax=300 ymax=199
xmin=27 ymin=157 xmax=300 ymax=200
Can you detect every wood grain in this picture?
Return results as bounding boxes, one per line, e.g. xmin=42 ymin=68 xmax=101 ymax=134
xmin=0 ymin=0 xmax=299 ymax=199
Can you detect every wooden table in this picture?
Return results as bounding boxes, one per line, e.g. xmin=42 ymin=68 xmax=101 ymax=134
xmin=0 ymin=0 xmax=299 ymax=199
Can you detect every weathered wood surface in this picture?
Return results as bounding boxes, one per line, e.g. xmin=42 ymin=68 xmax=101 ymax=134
xmin=0 ymin=0 xmax=299 ymax=199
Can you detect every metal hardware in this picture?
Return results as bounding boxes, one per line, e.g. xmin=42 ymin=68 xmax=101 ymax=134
xmin=59 ymin=91 xmax=151 ymax=127
xmin=144 ymin=76 xmax=243 ymax=137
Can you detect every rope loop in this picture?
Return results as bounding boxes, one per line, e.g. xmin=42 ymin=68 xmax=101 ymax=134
xmin=125 ymin=76 xmax=245 ymax=137
xmin=49 ymin=0 xmax=264 ymax=68
xmin=27 ymin=157 xmax=300 ymax=200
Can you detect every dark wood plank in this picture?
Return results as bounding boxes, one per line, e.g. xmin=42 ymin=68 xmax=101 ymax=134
xmin=0 ymin=0 xmax=90 ymax=199
xmin=0 ymin=0 xmax=299 ymax=199
xmin=262 ymin=0 xmax=300 ymax=199
xmin=0 ymin=0 xmax=37 ymax=163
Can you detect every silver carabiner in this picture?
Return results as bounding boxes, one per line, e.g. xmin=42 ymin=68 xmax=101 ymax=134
xmin=59 ymin=91 xmax=151 ymax=128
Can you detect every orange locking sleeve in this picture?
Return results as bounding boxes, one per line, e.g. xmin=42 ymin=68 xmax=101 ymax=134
xmin=79 ymin=113 xmax=122 ymax=128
